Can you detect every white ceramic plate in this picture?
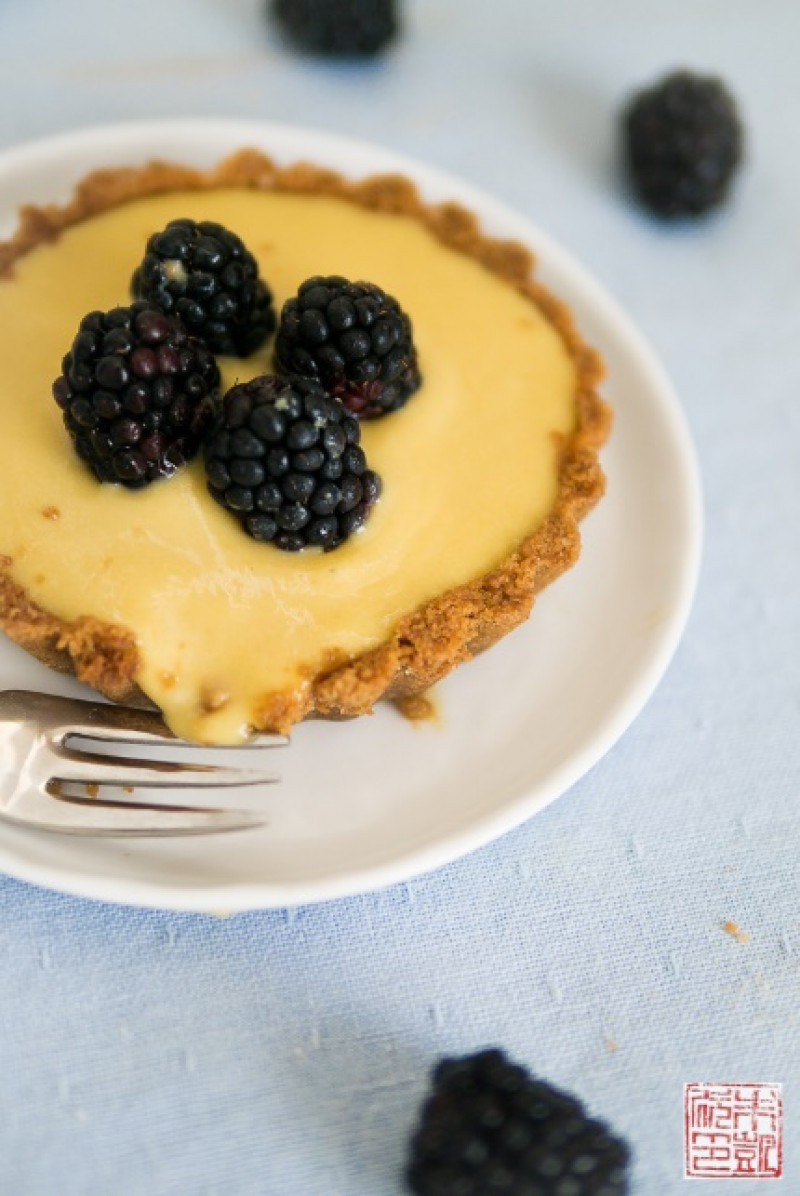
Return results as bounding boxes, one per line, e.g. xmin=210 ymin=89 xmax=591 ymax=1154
xmin=0 ymin=119 xmax=701 ymax=911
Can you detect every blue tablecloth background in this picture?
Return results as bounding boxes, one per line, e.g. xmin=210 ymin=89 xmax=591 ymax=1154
xmin=1 ymin=1 xmax=798 ymax=1192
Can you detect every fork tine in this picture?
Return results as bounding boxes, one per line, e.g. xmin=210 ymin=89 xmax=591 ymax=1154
xmin=0 ymin=690 xmax=172 ymax=742
xmin=72 ymin=723 xmax=288 ymax=750
xmin=15 ymin=791 xmax=267 ymax=837
xmin=64 ymin=713 xmax=287 ymax=750
xmin=49 ymin=747 xmax=280 ymax=790
xmin=52 ymin=698 xmax=179 ymax=743
xmin=0 ymin=689 xmax=287 ymax=749
xmin=50 ymin=695 xmax=286 ymax=750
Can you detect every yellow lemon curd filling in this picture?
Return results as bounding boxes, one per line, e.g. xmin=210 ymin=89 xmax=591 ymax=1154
xmin=0 ymin=188 xmax=577 ymax=743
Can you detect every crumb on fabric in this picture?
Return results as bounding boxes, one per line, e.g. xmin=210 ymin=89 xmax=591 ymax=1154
xmin=723 ymin=920 xmax=751 ymax=944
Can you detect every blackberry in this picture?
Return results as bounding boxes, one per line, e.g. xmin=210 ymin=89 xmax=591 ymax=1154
xmin=275 ymin=275 xmax=421 ymax=418
xmin=53 ymin=302 xmax=219 ymax=488
xmin=623 ymin=70 xmax=744 ymax=218
xmin=131 ymin=217 xmax=276 ymax=356
xmin=406 ymin=1049 xmax=631 ymax=1195
xmin=271 ymin=0 xmax=399 ymax=58
xmin=204 ymin=374 xmax=382 ymax=551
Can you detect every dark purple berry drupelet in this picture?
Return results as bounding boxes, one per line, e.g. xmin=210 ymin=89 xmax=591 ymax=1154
xmin=53 ymin=302 xmax=220 ymax=488
xmin=204 ymin=374 xmax=382 ymax=551
xmin=131 ymin=218 xmax=275 ymax=356
xmin=406 ymin=1049 xmax=631 ymax=1195
xmin=623 ymin=70 xmax=744 ymax=218
xmin=274 ymin=275 xmax=421 ymax=418
xmin=271 ymin=0 xmax=399 ymax=58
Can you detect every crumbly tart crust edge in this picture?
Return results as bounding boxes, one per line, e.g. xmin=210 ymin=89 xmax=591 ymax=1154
xmin=0 ymin=149 xmax=611 ymax=735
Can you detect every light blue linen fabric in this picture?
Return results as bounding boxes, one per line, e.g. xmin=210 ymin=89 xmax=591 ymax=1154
xmin=0 ymin=1 xmax=798 ymax=1191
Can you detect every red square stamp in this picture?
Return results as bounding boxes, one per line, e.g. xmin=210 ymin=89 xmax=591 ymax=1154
xmin=684 ymin=1083 xmax=783 ymax=1179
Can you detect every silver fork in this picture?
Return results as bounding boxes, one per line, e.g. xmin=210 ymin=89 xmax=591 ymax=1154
xmin=0 ymin=689 xmax=286 ymax=836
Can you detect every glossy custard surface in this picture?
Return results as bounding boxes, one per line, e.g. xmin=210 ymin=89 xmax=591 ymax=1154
xmin=0 ymin=189 xmax=576 ymax=741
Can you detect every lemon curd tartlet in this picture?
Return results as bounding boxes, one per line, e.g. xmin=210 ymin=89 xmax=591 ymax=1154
xmin=0 ymin=151 xmax=610 ymax=744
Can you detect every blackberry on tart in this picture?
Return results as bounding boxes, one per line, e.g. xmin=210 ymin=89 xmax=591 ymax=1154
xmin=131 ymin=217 xmax=275 ymax=356
xmin=204 ymin=373 xmax=382 ymax=551
xmin=53 ymin=301 xmax=219 ymax=488
xmin=275 ymin=274 xmax=421 ymax=418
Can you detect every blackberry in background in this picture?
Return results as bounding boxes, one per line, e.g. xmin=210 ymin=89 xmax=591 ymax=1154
xmin=131 ymin=218 xmax=275 ymax=357
xmin=623 ymin=69 xmax=744 ymax=218
xmin=275 ymin=275 xmax=421 ymax=418
xmin=271 ymin=0 xmax=399 ymax=57
xmin=53 ymin=302 xmax=219 ymax=488
xmin=204 ymin=374 xmax=382 ymax=551
xmin=406 ymin=1049 xmax=631 ymax=1195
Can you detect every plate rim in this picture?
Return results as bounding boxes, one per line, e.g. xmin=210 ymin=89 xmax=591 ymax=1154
xmin=0 ymin=117 xmax=703 ymax=911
